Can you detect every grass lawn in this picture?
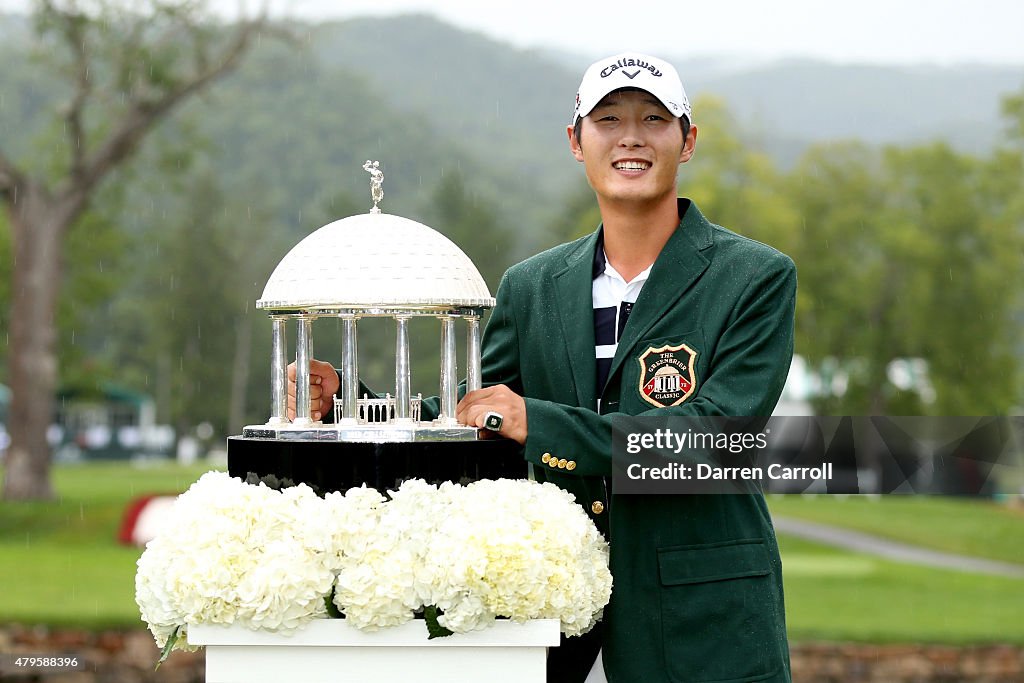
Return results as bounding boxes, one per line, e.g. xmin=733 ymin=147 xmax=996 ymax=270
xmin=1 ymin=462 xmax=1022 ymax=645
xmin=0 ymin=461 xmax=210 ymax=628
xmin=778 ymin=534 xmax=1024 ymax=644
xmin=766 ymin=494 xmax=1024 ymax=565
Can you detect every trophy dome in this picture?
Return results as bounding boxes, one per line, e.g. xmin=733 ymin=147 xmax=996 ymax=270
xmin=257 ymin=212 xmax=495 ymax=311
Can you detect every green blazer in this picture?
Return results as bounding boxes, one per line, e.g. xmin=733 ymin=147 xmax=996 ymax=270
xmin=479 ymin=199 xmax=795 ymax=683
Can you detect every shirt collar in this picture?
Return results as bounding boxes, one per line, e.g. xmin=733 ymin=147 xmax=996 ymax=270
xmin=592 ymin=228 xmax=606 ymax=279
xmin=590 ymin=198 xmax=691 ymax=280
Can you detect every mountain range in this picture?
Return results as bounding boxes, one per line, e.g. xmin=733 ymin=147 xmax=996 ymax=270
xmin=1 ymin=11 xmax=1021 ymax=248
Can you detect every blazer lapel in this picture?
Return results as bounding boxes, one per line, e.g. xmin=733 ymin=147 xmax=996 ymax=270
xmin=552 ymin=231 xmax=601 ymax=410
xmin=603 ymin=202 xmax=714 ymax=390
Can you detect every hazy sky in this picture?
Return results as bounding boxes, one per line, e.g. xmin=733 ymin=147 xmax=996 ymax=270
xmin=254 ymin=0 xmax=1024 ymax=65
xmin=3 ymin=0 xmax=1024 ymax=65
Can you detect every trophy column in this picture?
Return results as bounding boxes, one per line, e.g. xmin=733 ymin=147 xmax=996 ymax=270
xmin=395 ymin=315 xmax=412 ymax=421
xmin=466 ymin=315 xmax=482 ymax=393
xmin=268 ymin=316 xmax=289 ymax=425
xmin=294 ymin=316 xmax=314 ymax=425
xmin=339 ymin=315 xmax=359 ymax=423
xmin=439 ymin=315 xmax=458 ymax=425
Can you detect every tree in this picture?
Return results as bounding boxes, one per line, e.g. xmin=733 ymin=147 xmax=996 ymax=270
xmin=682 ymin=96 xmax=798 ymax=256
xmin=786 ymin=137 xmax=1023 ymax=415
xmin=1001 ymin=89 xmax=1024 ymax=145
xmin=883 ymin=143 xmax=1021 ymax=414
xmin=0 ymin=1 xmax=271 ymax=500
xmin=107 ymin=171 xmax=251 ymax=437
xmin=408 ymin=171 xmax=514 ymax=395
xmin=990 ymin=85 xmax=1024 ymax=409
xmin=543 ymin=179 xmax=602 ymax=249
xmin=785 ymin=141 xmax=907 ymax=414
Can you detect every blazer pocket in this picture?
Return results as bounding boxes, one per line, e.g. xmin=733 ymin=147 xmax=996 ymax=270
xmin=658 ymin=539 xmax=782 ymax=683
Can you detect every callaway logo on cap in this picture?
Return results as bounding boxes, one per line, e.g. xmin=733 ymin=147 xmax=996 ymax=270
xmin=572 ymin=52 xmax=691 ymax=125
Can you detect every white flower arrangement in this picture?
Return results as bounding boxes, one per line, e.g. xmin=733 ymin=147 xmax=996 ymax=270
xmin=135 ymin=472 xmax=340 ymax=655
xmin=330 ymin=479 xmax=440 ymax=631
xmin=136 ymin=473 xmax=612 ymax=659
xmin=424 ymin=479 xmax=612 ymax=637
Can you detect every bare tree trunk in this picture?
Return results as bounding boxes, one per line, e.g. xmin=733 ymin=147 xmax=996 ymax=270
xmin=3 ymin=186 xmax=77 ymax=500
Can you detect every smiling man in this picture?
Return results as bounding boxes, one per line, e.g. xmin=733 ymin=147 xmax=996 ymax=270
xmin=292 ymin=52 xmax=795 ymax=682
xmin=455 ymin=53 xmax=796 ymax=682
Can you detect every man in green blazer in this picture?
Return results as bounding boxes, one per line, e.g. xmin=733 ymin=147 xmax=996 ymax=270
xmin=455 ymin=53 xmax=796 ymax=682
xmin=296 ymin=52 xmax=795 ymax=682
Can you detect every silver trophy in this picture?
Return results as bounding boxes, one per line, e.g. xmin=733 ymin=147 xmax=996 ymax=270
xmin=243 ymin=161 xmax=494 ymax=443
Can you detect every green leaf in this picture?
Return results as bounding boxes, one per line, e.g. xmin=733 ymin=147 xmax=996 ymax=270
xmin=324 ymin=588 xmax=343 ymax=619
xmin=156 ymin=624 xmax=181 ymax=669
xmin=423 ymin=605 xmax=454 ymax=640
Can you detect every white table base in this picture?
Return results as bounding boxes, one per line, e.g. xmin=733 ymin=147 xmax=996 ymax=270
xmin=188 ymin=618 xmax=560 ymax=683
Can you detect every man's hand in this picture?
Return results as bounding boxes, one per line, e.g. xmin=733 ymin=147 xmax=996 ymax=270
xmin=287 ymin=359 xmax=340 ymax=421
xmin=456 ymin=385 xmax=528 ymax=445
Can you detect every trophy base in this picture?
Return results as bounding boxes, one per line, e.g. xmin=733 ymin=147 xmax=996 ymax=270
xmin=227 ymin=435 xmax=526 ymax=494
xmin=242 ymin=422 xmax=479 ymax=443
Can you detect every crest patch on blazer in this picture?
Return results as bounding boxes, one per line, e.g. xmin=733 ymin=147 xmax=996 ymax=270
xmin=638 ymin=342 xmax=697 ymax=408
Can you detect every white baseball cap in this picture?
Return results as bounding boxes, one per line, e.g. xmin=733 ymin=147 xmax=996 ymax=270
xmin=572 ymin=52 xmax=691 ymax=126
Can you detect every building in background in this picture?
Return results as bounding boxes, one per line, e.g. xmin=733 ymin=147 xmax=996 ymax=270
xmin=50 ymin=384 xmax=174 ymax=462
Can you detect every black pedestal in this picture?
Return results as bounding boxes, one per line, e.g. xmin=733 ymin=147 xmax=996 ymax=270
xmin=227 ymin=436 xmax=526 ymax=494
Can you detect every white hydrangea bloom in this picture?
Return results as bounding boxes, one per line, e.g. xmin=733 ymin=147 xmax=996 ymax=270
xmin=135 ymin=472 xmax=338 ymax=652
xmin=332 ymin=479 xmax=443 ymax=630
xmin=424 ymin=479 xmax=612 ymax=636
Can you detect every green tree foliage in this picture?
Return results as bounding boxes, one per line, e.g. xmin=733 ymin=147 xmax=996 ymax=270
xmin=55 ymin=188 xmax=129 ymax=394
xmin=787 ymin=137 xmax=1023 ymax=415
xmin=145 ymin=175 xmax=239 ymax=434
xmin=0 ymin=212 xmax=8 ymax=381
xmin=991 ymin=88 xmax=1024 ymax=408
xmin=543 ymin=180 xmax=602 ymax=248
xmin=420 ymin=170 xmax=513 ymax=293
xmin=683 ymin=96 xmax=798 ymax=252
xmin=415 ymin=170 xmax=515 ymax=392
xmin=886 ymin=143 xmax=1020 ymax=414
xmin=101 ymin=166 xmax=282 ymax=437
xmin=1001 ymin=90 xmax=1024 ymax=144
xmin=786 ymin=141 xmax=917 ymax=414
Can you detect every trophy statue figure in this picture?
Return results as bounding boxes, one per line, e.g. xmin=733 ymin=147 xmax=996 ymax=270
xmin=363 ymin=160 xmax=384 ymax=214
